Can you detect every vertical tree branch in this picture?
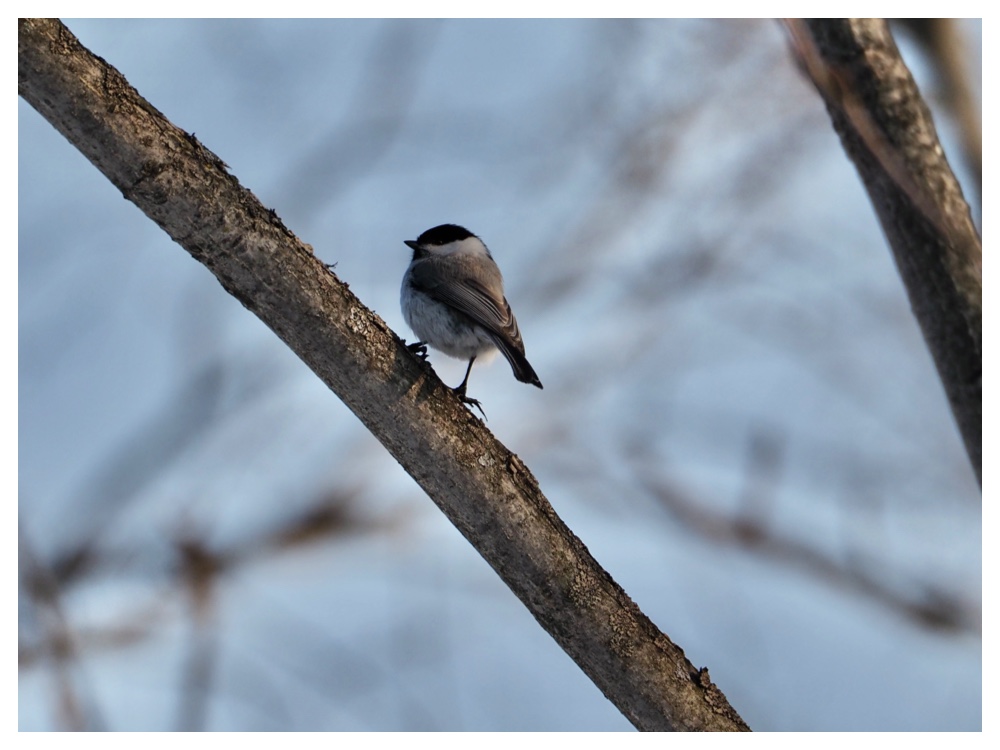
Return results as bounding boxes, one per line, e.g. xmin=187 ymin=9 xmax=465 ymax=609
xmin=19 ymin=18 xmax=749 ymax=731
xmin=785 ymin=19 xmax=982 ymax=484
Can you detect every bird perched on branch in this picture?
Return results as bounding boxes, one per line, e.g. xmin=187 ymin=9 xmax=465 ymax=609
xmin=401 ymin=224 xmax=542 ymax=416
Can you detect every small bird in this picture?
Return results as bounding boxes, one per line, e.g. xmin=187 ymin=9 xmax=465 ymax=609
xmin=401 ymin=224 xmax=542 ymax=415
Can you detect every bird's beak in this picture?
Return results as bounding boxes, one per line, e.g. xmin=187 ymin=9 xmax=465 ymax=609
xmin=404 ymin=240 xmax=420 ymax=251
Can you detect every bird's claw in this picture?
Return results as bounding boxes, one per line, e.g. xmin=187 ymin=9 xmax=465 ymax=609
xmin=406 ymin=341 xmax=429 ymax=361
xmin=457 ymin=392 xmax=487 ymax=420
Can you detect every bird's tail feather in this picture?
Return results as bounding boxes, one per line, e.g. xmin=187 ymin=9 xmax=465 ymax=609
xmin=494 ymin=336 xmax=543 ymax=389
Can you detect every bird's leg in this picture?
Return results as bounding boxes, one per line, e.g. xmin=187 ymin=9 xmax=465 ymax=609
xmin=453 ymin=357 xmax=486 ymax=419
xmin=406 ymin=340 xmax=428 ymax=361
xmin=454 ymin=357 xmax=476 ymax=397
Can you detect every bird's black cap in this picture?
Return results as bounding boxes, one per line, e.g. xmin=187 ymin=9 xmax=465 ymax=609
xmin=412 ymin=224 xmax=476 ymax=247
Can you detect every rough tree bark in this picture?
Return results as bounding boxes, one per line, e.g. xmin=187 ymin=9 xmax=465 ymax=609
xmin=18 ymin=18 xmax=749 ymax=732
xmin=785 ymin=19 xmax=982 ymax=485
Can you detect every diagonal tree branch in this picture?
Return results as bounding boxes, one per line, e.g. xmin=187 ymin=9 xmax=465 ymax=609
xmin=784 ymin=19 xmax=982 ymax=485
xmin=19 ymin=18 xmax=748 ymax=731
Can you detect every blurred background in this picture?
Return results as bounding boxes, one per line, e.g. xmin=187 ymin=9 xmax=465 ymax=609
xmin=18 ymin=19 xmax=981 ymax=731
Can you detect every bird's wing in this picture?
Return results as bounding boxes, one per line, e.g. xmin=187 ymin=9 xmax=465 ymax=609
xmin=409 ymin=258 xmax=541 ymax=388
xmin=409 ymin=260 xmax=522 ymax=346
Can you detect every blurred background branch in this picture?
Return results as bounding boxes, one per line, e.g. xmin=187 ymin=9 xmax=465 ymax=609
xmin=785 ymin=19 xmax=981 ymax=483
